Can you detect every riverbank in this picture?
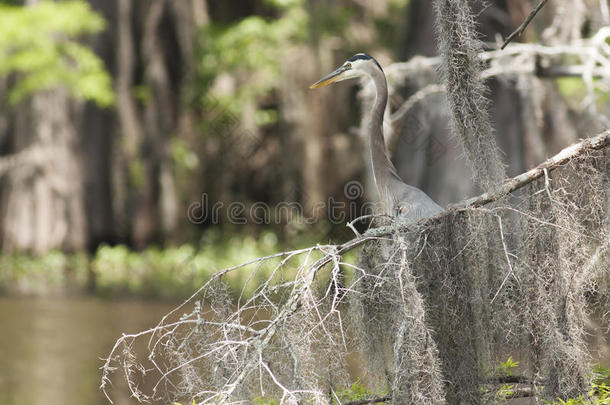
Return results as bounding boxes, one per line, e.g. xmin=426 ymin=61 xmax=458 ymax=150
xmin=0 ymin=228 xmax=358 ymax=299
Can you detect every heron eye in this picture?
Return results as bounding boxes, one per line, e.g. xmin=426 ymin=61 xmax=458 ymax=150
xmin=345 ymin=62 xmax=352 ymax=69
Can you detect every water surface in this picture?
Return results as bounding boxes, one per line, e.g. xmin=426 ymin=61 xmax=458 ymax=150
xmin=0 ymin=296 xmax=607 ymax=405
xmin=0 ymin=296 xmax=176 ymax=405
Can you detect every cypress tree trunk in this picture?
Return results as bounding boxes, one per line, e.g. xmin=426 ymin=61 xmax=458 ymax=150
xmin=2 ymin=89 xmax=87 ymax=253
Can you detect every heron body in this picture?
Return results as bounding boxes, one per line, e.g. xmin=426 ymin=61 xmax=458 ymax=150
xmin=311 ymin=53 xmax=443 ymax=222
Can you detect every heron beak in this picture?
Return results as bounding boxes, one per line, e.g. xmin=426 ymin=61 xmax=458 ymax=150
xmin=310 ymin=65 xmax=350 ymax=89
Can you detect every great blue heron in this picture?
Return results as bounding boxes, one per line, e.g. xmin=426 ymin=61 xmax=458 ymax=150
xmin=311 ymin=53 xmax=443 ymax=221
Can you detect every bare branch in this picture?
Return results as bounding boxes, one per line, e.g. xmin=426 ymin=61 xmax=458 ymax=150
xmin=501 ymin=0 xmax=550 ymax=49
xmin=390 ymin=84 xmax=445 ymax=124
xmin=453 ymin=130 xmax=610 ymax=209
xmin=387 ymin=27 xmax=610 ymax=89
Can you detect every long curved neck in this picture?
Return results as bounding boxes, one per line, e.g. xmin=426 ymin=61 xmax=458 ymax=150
xmin=368 ymin=69 xmax=399 ymax=203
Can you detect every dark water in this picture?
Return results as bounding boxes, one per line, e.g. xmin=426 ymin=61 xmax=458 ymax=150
xmin=0 ymin=296 xmax=177 ymax=405
xmin=0 ymin=296 xmax=607 ymax=405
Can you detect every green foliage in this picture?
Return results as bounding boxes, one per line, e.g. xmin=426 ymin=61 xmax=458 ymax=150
xmin=543 ymin=365 xmax=610 ymax=405
xmin=92 ymin=230 xmax=285 ymax=299
xmin=132 ymin=84 xmax=152 ymax=105
xmin=251 ymin=379 xmax=386 ymax=405
xmin=487 ymin=357 xmax=522 ymax=402
xmin=334 ymin=379 xmax=373 ymax=402
xmin=487 ymin=361 xmax=610 ymax=404
xmin=0 ymin=226 xmax=353 ymax=299
xmin=0 ymin=0 xmax=114 ymax=107
xmin=591 ymin=364 xmax=610 ymax=405
xmin=200 ymin=4 xmax=307 ymax=75
xmin=263 ymin=0 xmax=302 ymax=9
xmin=495 ymin=384 xmax=515 ymax=402
xmin=172 ymin=138 xmax=200 ymax=172
xmin=496 ymin=356 xmax=520 ymax=376
xmin=593 ymin=364 xmax=610 ymax=386
xmin=557 ymin=77 xmax=588 ymax=102
xmin=332 ymin=379 xmax=388 ymax=403
xmin=194 ymin=1 xmax=307 ymax=128
xmin=0 ymin=250 xmax=89 ymax=293
xmin=375 ymin=0 xmax=410 ymax=52
xmin=253 ymin=397 xmax=279 ymax=405
xmin=128 ymin=159 xmax=146 ymax=188
xmin=556 ymin=77 xmax=609 ymax=110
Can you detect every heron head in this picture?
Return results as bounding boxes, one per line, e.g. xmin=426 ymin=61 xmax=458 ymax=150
xmin=310 ymin=53 xmax=383 ymax=89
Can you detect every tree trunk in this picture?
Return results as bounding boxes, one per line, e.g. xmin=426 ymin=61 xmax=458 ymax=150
xmin=82 ymin=0 xmax=117 ymax=249
xmin=113 ymin=0 xmax=205 ymax=247
xmin=1 ymin=90 xmax=87 ymax=253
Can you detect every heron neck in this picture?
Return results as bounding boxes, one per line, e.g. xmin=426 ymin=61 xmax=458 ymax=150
xmin=368 ymin=70 xmax=399 ymax=205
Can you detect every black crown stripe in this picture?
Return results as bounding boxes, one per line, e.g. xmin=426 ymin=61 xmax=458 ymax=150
xmin=347 ymin=53 xmax=383 ymax=72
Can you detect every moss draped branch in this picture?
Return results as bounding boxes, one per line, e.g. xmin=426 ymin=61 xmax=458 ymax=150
xmin=101 ymin=129 xmax=610 ymax=403
xmin=362 ymin=130 xmax=610 ymax=240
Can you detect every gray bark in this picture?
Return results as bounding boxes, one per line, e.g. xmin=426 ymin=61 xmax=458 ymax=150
xmin=2 ymin=90 xmax=87 ymax=253
xmin=0 ymin=0 xmax=87 ymax=253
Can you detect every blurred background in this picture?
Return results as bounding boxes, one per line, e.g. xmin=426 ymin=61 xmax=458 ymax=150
xmin=0 ymin=0 xmax=608 ymax=404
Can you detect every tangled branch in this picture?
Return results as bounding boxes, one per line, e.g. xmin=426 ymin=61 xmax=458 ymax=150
xmin=101 ymin=127 xmax=610 ymax=404
xmin=385 ymin=26 xmax=610 ymax=123
xmin=100 ymin=12 xmax=610 ymax=405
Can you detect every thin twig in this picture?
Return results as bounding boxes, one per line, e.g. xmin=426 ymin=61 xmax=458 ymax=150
xmin=390 ymin=84 xmax=445 ymax=124
xmin=490 ymin=214 xmax=516 ymax=304
xmin=501 ymin=0 xmax=550 ymax=49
